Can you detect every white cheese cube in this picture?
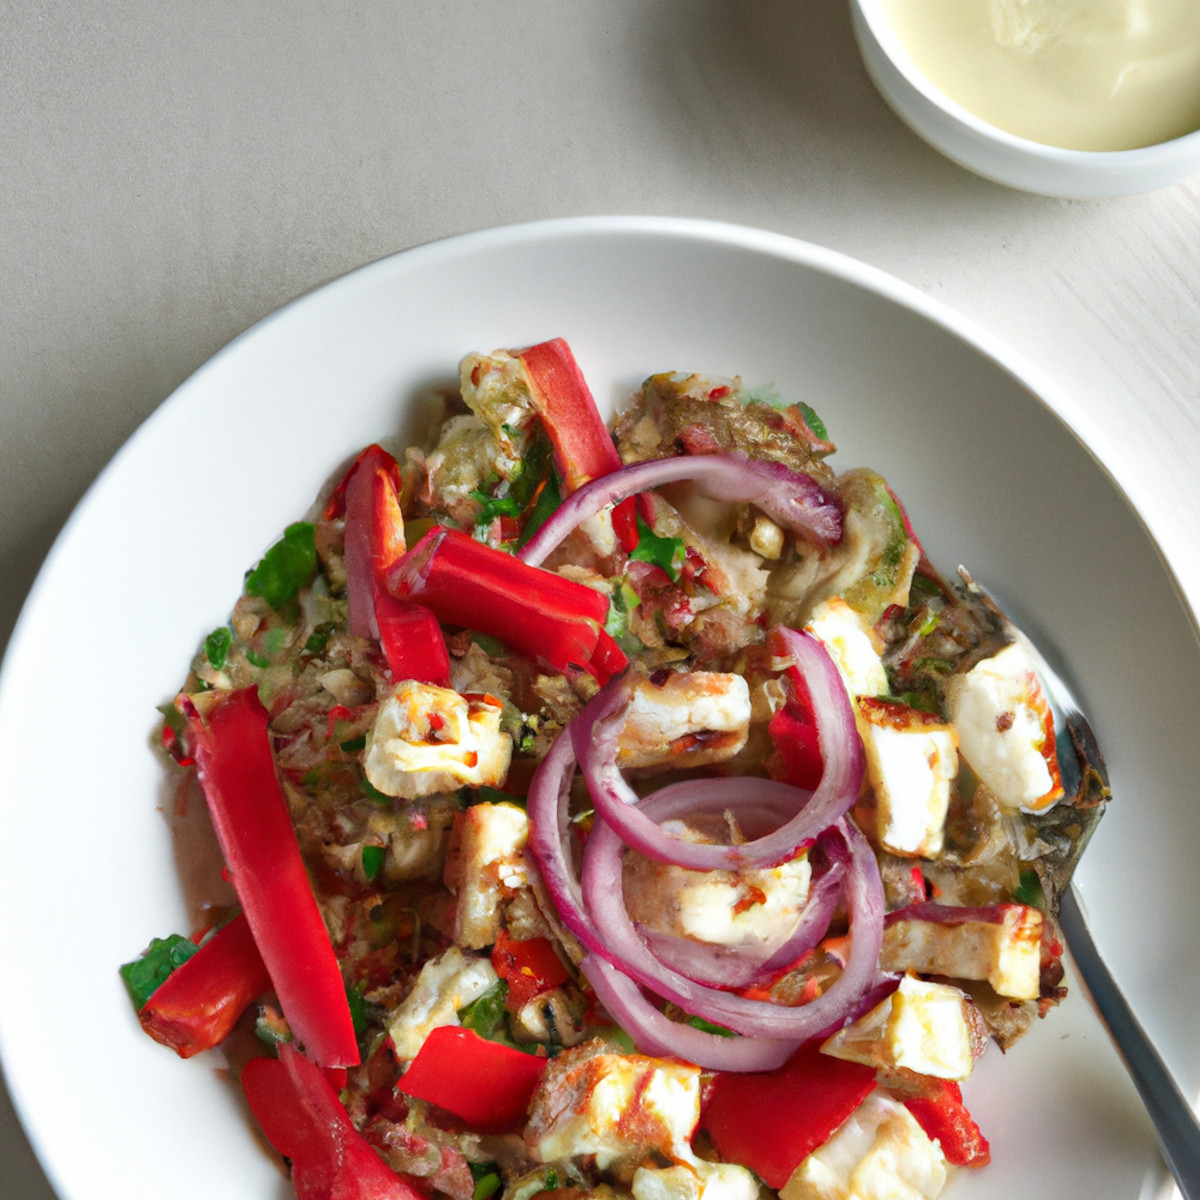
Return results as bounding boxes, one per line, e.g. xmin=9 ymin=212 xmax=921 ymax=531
xmin=944 ymin=641 xmax=1062 ymax=813
xmin=804 ymin=596 xmax=889 ymax=699
xmin=444 ymin=801 xmax=530 ymax=949
xmin=858 ymin=699 xmax=958 ymax=858
xmin=881 ymin=904 xmax=1043 ymax=1000
xmin=529 ymin=1051 xmax=702 ymax=1169
xmin=780 ymin=1089 xmax=948 ymax=1200
xmin=617 ymin=671 xmax=752 ymax=769
xmin=633 ymin=1160 xmax=760 ymax=1200
xmin=823 ymin=976 xmax=976 ymax=1080
xmin=365 ymin=681 xmax=512 ymax=799
xmin=387 ymin=946 xmax=498 ymax=1061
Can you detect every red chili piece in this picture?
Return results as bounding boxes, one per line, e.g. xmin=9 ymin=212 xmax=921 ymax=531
xmin=243 ymin=1043 xmax=424 ymax=1199
xmin=902 ymin=1079 xmax=991 ymax=1167
xmin=386 ymin=527 xmax=626 ymax=684
xmin=700 ymin=1040 xmax=877 ymax=1189
xmin=182 ymin=687 xmax=360 ymax=1068
xmin=491 ymin=929 xmax=571 ymax=1012
xmin=396 ymin=1025 xmax=546 ymax=1135
xmin=340 ymin=444 xmax=450 ymax=686
xmin=517 ymin=338 xmax=638 ymax=552
xmin=138 ymin=912 xmax=270 ymax=1058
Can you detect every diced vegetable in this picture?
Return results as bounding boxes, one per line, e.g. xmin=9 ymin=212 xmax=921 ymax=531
xmin=491 ymin=930 xmax=571 ymax=1012
xmin=138 ymin=912 xmax=271 ymax=1058
xmin=242 ymin=1043 xmax=423 ymax=1199
xmin=396 ymin=1024 xmax=546 ymax=1134
xmin=180 ymin=687 xmax=359 ymax=1067
xmin=386 ymin=527 xmax=625 ymax=683
xmin=902 ymin=1079 xmax=991 ymax=1167
xmin=700 ymin=1040 xmax=877 ymax=1188
xmin=120 ymin=934 xmax=198 ymax=1010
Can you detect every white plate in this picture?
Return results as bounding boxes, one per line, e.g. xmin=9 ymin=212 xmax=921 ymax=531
xmin=1 ymin=216 xmax=1194 ymax=1200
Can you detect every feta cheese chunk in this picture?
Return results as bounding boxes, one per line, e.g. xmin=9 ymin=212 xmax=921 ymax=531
xmin=858 ymin=698 xmax=958 ymax=858
xmin=364 ymin=681 xmax=512 ymax=799
xmin=780 ymin=1089 xmax=948 ymax=1200
xmin=617 ymin=671 xmax=752 ymax=769
xmin=804 ymin=596 xmax=889 ymax=699
xmin=527 ymin=1045 xmax=702 ymax=1169
xmin=881 ymin=904 xmax=1043 ymax=1000
xmin=388 ymin=946 xmax=498 ymax=1061
xmin=823 ymin=976 xmax=977 ymax=1080
xmin=624 ymin=843 xmax=811 ymax=949
xmin=444 ymin=801 xmax=530 ymax=949
xmin=944 ymin=641 xmax=1062 ymax=813
xmin=633 ymin=1160 xmax=760 ymax=1200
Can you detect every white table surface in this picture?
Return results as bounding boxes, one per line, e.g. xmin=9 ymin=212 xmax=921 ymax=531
xmin=3 ymin=4 xmax=1198 ymax=1197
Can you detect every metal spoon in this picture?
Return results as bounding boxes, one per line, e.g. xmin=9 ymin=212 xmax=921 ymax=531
xmin=984 ymin=590 xmax=1200 ymax=1200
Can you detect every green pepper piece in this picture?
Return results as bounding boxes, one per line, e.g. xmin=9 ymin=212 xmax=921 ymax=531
xmin=245 ymin=522 xmax=318 ymax=608
xmin=119 ymin=933 xmax=199 ymax=1009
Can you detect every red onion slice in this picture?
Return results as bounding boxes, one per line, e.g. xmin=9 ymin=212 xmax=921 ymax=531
xmin=517 ymin=452 xmax=842 ymax=568
xmin=574 ymin=631 xmax=863 ymax=871
xmin=638 ymin=841 xmax=848 ymax=990
xmin=581 ymin=954 xmax=801 ymax=1073
xmin=579 ymin=814 xmax=884 ymax=1040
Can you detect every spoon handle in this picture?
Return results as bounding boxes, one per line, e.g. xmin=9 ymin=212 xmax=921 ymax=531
xmin=1060 ymin=886 xmax=1200 ymax=1199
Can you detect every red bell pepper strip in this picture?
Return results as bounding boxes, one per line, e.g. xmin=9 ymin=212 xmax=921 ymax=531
xmin=138 ymin=912 xmax=271 ymax=1058
xmin=517 ymin=338 xmax=638 ymax=552
xmin=396 ymin=1025 xmax=546 ymax=1135
xmin=386 ymin=527 xmax=626 ymax=684
xmin=243 ymin=1043 xmax=424 ymax=1200
xmin=902 ymin=1079 xmax=991 ymax=1167
xmin=700 ymin=1039 xmax=876 ymax=1189
xmin=181 ymin=687 xmax=360 ymax=1068
xmin=340 ymin=444 xmax=450 ymax=686
xmin=491 ymin=930 xmax=571 ymax=1012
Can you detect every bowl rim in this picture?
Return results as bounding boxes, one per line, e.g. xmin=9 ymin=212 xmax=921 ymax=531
xmin=849 ymin=0 xmax=1200 ymax=164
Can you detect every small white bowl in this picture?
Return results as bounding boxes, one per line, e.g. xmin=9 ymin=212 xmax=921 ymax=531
xmin=850 ymin=0 xmax=1200 ymax=198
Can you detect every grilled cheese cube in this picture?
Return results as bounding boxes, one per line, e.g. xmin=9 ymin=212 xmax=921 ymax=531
xmin=633 ymin=1161 xmax=760 ymax=1200
xmin=617 ymin=671 xmax=751 ymax=769
xmin=823 ymin=976 xmax=976 ymax=1080
xmin=881 ymin=904 xmax=1043 ymax=1000
xmin=858 ymin=699 xmax=958 ymax=858
xmin=444 ymin=801 xmax=530 ymax=949
xmin=944 ymin=641 xmax=1063 ymax=813
xmin=365 ymin=682 xmax=512 ymax=799
xmin=387 ymin=946 xmax=498 ymax=1061
xmin=804 ymin=596 xmax=889 ymax=699
xmin=527 ymin=1049 xmax=702 ymax=1169
xmin=780 ymin=1089 xmax=948 ymax=1200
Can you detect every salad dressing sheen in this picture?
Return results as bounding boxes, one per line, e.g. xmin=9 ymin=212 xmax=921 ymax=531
xmin=881 ymin=0 xmax=1200 ymax=150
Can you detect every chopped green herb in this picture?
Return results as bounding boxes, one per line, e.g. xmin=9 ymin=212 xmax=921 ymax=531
xmin=629 ymin=515 xmax=685 ymax=581
xmin=204 ymin=625 xmax=232 ymax=670
xmin=254 ymin=1004 xmax=293 ymax=1048
xmin=469 ymin=1164 xmax=503 ymax=1200
xmin=361 ymin=845 xmax=386 ymax=881
xmin=340 ymin=734 xmax=367 ymax=753
xmin=119 ymin=934 xmax=198 ymax=1009
xmin=685 ymin=1014 xmax=736 ymax=1038
xmin=346 ymin=985 xmax=370 ymax=1038
xmin=1014 ymin=869 xmax=1044 ymax=909
xmin=305 ymin=622 xmax=335 ymax=654
xmin=244 ymin=647 xmax=270 ymax=669
xmin=245 ymin=522 xmax=318 ymax=608
xmin=516 ymin=468 xmax=562 ymax=549
xmin=360 ymin=776 xmax=393 ymax=806
xmin=471 ymin=632 xmax=509 ymax=658
xmin=459 ymin=979 xmax=511 ymax=1041
xmin=797 ymin=401 xmax=829 ymax=442
xmin=603 ymin=577 xmax=644 ymax=655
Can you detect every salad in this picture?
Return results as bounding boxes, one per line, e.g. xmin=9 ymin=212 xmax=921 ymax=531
xmin=122 ymin=337 xmax=1107 ymax=1200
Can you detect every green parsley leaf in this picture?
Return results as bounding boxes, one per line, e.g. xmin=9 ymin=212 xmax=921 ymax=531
xmin=628 ymin=515 xmax=685 ymax=581
xmin=361 ymin=844 xmax=386 ymax=881
xmin=119 ymin=934 xmax=198 ymax=1009
xmin=245 ymin=522 xmax=318 ymax=608
xmin=204 ymin=626 xmax=232 ymax=670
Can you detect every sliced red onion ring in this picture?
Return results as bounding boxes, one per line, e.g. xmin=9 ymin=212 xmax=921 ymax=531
xmin=517 ymin=452 xmax=842 ymax=568
xmin=638 ymin=842 xmax=848 ymax=990
xmin=579 ymin=813 xmax=883 ymax=1040
xmin=574 ymin=631 xmax=863 ymax=871
xmin=580 ymin=954 xmax=801 ymax=1073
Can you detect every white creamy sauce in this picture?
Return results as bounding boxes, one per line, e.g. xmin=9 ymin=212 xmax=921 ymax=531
xmin=881 ymin=0 xmax=1200 ymax=150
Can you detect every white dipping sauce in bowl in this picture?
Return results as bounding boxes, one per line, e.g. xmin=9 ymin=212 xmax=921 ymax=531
xmin=882 ymin=0 xmax=1200 ymax=151
xmin=851 ymin=0 xmax=1200 ymax=196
